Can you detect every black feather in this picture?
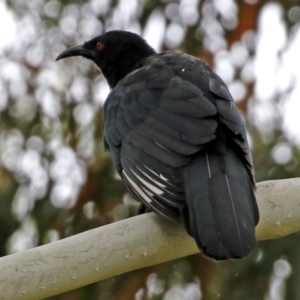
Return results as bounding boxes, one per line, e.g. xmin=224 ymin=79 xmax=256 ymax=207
xmin=57 ymin=30 xmax=259 ymax=261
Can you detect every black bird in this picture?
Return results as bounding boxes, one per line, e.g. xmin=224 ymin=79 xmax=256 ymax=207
xmin=56 ymin=30 xmax=259 ymax=260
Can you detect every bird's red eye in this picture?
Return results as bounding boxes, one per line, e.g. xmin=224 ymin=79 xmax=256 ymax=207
xmin=97 ymin=42 xmax=104 ymax=51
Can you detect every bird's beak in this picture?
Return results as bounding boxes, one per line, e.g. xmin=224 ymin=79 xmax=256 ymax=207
xmin=56 ymin=44 xmax=95 ymax=61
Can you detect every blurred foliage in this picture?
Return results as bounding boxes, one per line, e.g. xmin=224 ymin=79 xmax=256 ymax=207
xmin=1 ymin=0 xmax=300 ymax=299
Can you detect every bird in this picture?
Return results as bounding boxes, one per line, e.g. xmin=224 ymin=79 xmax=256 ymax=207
xmin=56 ymin=30 xmax=259 ymax=260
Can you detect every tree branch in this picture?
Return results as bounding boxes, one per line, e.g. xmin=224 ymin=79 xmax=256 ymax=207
xmin=0 ymin=178 xmax=300 ymax=300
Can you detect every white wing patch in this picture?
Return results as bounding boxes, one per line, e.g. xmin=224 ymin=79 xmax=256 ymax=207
xmin=122 ymin=164 xmax=185 ymax=212
xmin=143 ymin=165 xmax=181 ymax=193
xmin=123 ymin=170 xmax=152 ymax=203
xmin=143 ymin=165 xmax=169 ymax=182
xmin=131 ymin=169 xmax=164 ymax=195
xmin=136 ymin=166 xmax=167 ymax=189
xmin=160 ymin=173 xmax=169 ymax=181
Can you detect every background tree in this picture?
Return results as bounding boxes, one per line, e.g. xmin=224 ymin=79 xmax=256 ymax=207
xmin=0 ymin=0 xmax=299 ymax=299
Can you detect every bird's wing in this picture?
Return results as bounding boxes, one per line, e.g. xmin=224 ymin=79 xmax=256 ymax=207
xmin=209 ymin=76 xmax=255 ymax=183
xmin=103 ymin=62 xmax=218 ymax=221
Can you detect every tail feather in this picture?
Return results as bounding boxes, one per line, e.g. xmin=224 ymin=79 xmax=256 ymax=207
xmin=183 ymin=144 xmax=257 ymax=260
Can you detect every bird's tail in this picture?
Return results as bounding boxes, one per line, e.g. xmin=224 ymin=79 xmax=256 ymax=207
xmin=183 ymin=139 xmax=259 ymax=260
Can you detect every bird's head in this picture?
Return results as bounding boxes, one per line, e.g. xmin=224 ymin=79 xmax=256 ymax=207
xmin=56 ymin=30 xmax=155 ymax=88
